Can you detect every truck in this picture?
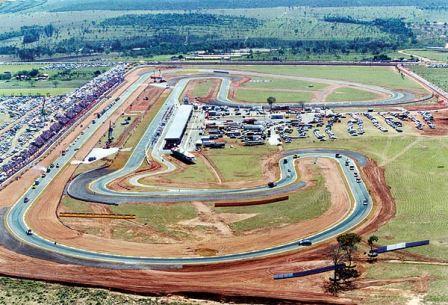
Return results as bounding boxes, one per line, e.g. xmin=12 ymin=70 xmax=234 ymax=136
xmin=171 ymin=147 xmax=196 ymax=164
xmin=267 ymin=181 xmax=277 ymax=188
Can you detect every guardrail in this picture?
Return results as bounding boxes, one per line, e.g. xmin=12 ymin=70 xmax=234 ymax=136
xmin=59 ymin=212 xmax=135 ymax=219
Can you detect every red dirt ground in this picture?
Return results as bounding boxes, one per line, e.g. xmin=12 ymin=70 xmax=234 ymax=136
xmin=421 ymin=109 xmax=448 ymax=136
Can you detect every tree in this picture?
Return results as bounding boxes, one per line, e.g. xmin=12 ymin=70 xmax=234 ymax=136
xmin=367 ymin=235 xmax=379 ymax=253
xmin=52 ymin=80 xmax=59 ymax=88
xmin=267 ymin=96 xmax=276 ymax=111
xmin=367 ymin=235 xmax=379 ymax=263
xmin=325 ymin=233 xmax=362 ymax=295
xmin=337 ymin=233 xmax=362 ymax=267
xmin=29 ymin=69 xmax=39 ymax=78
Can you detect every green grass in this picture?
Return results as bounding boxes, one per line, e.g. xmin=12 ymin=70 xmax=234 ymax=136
xmin=216 ymin=169 xmax=331 ymax=233
xmin=404 ymin=49 xmax=448 ymax=62
xmin=163 ymin=158 xmax=217 ymax=184
xmin=190 ymin=79 xmax=215 ymax=97
xmin=204 ymin=143 xmax=277 ymax=182
xmin=0 ymin=64 xmax=44 ymax=73
xmin=0 ymin=86 xmax=74 ymax=96
xmin=411 ymin=65 xmax=448 ymax=93
xmin=243 ymin=77 xmax=327 ymax=91
xmin=60 ymin=195 xmax=93 ymax=214
xmin=0 ymin=66 xmax=109 ymax=96
xmin=221 ymin=65 xmax=425 ymax=92
xmin=327 ymin=87 xmax=381 ymax=102
xmin=97 ymin=114 xmax=137 ymax=147
xmin=361 ymin=262 xmax=448 ymax=304
xmin=110 ymin=203 xmax=197 ymax=234
xmin=235 ymin=88 xmax=314 ymax=103
xmin=0 ymin=276 xmax=198 ymax=305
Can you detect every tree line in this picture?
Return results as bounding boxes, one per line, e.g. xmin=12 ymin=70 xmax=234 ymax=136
xmin=100 ymin=13 xmax=261 ymax=29
xmin=323 ymin=17 xmax=416 ymax=43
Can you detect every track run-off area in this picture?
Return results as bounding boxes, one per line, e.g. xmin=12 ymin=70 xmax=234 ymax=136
xmin=3 ymin=66 xmax=431 ymax=266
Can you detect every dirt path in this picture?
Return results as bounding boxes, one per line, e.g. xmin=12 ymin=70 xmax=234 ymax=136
xmin=313 ymin=84 xmax=342 ymax=102
xmin=380 ymin=137 xmax=422 ymax=166
xmin=182 ymin=202 xmax=233 ymax=236
xmin=198 ymin=153 xmax=223 ymax=184
xmin=90 ymin=205 xmax=113 ymax=239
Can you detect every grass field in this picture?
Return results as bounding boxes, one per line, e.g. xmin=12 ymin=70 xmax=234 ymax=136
xmin=403 ymin=49 xmax=448 ymax=62
xmin=216 ymin=168 xmax=330 ymax=233
xmin=282 ymin=131 xmax=448 ymax=302
xmin=0 ymin=64 xmax=44 ymax=73
xmin=190 ymin=79 xmax=215 ymax=98
xmin=60 ymin=195 xmax=93 ymax=214
xmin=0 ymin=65 xmax=109 ymax=96
xmin=235 ymin=88 xmax=313 ymax=103
xmin=140 ymin=156 xmax=218 ymax=185
xmin=222 ymin=65 xmax=426 ymax=92
xmin=97 ymin=114 xmax=137 ymax=147
xmin=110 ymin=203 xmax=197 ymax=241
xmin=243 ymin=78 xmax=327 ymax=91
xmin=0 ymin=276 xmax=198 ymax=305
xmin=348 ymin=262 xmax=448 ymax=304
xmin=411 ymin=66 xmax=448 ymax=94
xmin=204 ymin=143 xmax=277 ymax=182
xmin=327 ymin=87 xmax=382 ymax=102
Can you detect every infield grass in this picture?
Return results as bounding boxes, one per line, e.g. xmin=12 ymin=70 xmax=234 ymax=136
xmin=204 ymin=143 xmax=277 ymax=182
xmin=235 ymin=88 xmax=313 ymax=103
xmin=216 ymin=169 xmax=330 ymax=234
xmin=222 ymin=65 xmax=425 ymax=92
xmin=327 ymin=87 xmax=381 ymax=102
xmin=190 ymin=79 xmax=215 ymax=97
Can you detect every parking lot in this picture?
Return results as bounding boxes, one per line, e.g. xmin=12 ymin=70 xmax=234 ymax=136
xmin=0 ymin=64 xmax=126 ymax=185
xmin=184 ymin=103 xmax=437 ymax=153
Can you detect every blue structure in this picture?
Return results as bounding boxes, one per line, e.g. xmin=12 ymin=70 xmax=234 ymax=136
xmin=374 ymin=240 xmax=429 ymax=254
xmin=274 ymin=264 xmax=346 ymax=280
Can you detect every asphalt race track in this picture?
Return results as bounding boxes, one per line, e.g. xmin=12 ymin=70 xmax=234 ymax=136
xmin=4 ymin=66 xmax=420 ymax=266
